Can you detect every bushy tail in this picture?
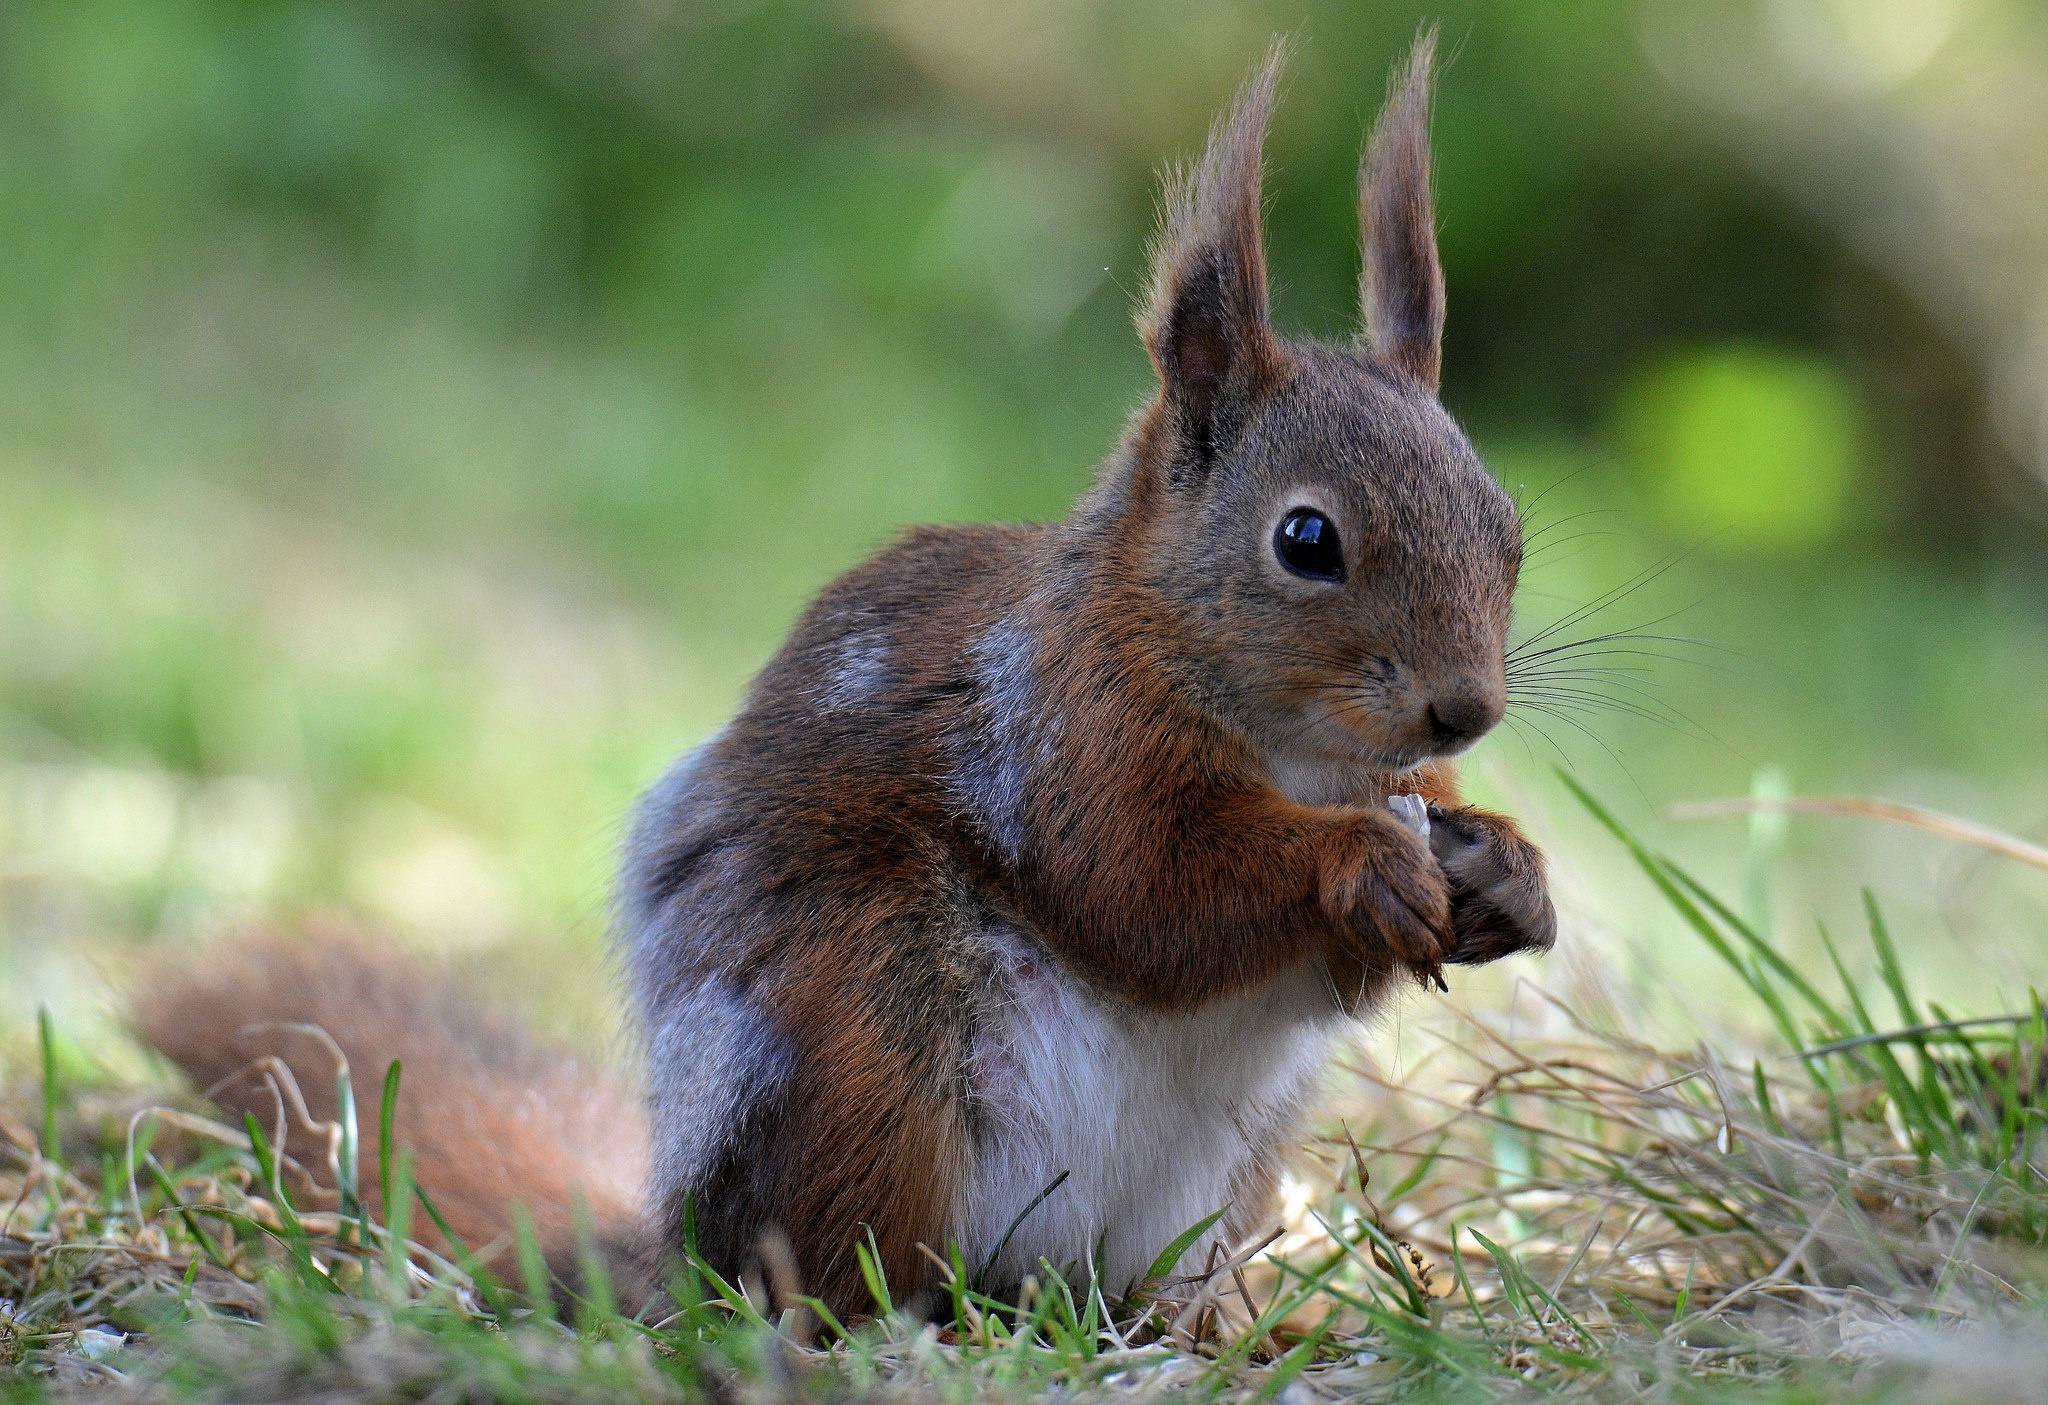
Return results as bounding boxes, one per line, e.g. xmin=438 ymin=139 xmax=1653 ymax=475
xmin=132 ymin=931 xmax=651 ymax=1302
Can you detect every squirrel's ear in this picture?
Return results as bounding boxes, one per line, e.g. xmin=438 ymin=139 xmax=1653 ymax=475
xmin=1140 ymin=46 xmax=1285 ymax=464
xmin=1359 ymin=31 xmax=1445 ymax=393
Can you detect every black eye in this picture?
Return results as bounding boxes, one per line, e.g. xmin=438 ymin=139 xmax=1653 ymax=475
xmin=1274 ymin=508 xmax=1345 ymax=582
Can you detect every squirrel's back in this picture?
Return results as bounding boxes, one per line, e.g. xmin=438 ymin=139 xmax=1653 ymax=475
xmin=618 ymin=519 xmax=1060 ymax=1306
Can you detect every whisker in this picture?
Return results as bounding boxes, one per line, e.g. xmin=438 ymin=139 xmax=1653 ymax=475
xmin=1500 ymin=712 xmax=1567 ymax=770
xmin=1509 ymin=626 xmax=1733 ymax=669
xmin=1511 ymin=679 xmax=1742 ymax=761
xmin=1521 ymin=534 xmax=1625 ymax=570
xmin=1507 ymin=664 xmax=1657 ymax=683
xmin=1519 ymin=515 xmax=1627 ymax=565
xmin=1509 ymin=688 xmax=1697 ymax=736
xmin=1510 ymin=650 xmax=1673 ymax=671
xmin=1507 ymin=700 xmax=1649 ymax=793
xmin=1507 ymin=549 xmax=1698 ymax=660
xmin=1519 ymin=505 xmax=1620 ymax=548
xmin=1507 ymin=456 xmax=1615 ymax=530
xmin=1511 ymin=670 xmax=1710 ymax=719
xmin=1515 ymin=675 xmax=1687 ymax=716
xmin=1521 ymin=672 xmax=1702 ymax=714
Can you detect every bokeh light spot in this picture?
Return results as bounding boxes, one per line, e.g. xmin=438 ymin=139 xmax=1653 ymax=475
xmin=1618 ymin=343 xmax=1866 ymax=551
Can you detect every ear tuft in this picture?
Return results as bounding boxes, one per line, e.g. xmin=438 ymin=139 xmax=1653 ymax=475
xmin=1360 ymin=30 xmax=1445 ymax=392
xmin=1140 ymin=44 xmax=1287 ymax=464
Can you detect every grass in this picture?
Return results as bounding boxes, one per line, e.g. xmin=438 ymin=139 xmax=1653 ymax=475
xmin=1 ymin=786 xmax=2044 ymax=1403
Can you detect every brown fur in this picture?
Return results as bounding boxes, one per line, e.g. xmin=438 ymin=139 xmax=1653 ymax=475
xmin=132 ymin=932 xmax=650 ymax=1301
xmin=137 ymin=36 xmax=1555 ymax=1322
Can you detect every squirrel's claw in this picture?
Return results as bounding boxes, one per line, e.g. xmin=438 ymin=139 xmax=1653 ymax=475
xmin=1429 ymin=806 xmax=1557 ymax=965
xmin=1326 ymin=809 xmax=1457 ymax=974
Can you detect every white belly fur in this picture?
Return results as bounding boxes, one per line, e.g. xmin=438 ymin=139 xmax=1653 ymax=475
xmin=956 ymin=926 xmax=1350 ymax=1295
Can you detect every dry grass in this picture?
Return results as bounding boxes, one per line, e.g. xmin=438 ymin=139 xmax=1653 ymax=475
xmin=1 ymin=788 xmax=2045 ymax=1402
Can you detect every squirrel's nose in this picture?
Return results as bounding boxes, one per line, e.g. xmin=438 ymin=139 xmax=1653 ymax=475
xmin=1426 ymin=689 xmax=1503 ymax=750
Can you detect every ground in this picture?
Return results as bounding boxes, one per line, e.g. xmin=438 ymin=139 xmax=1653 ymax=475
xmin=0 ymin=787 xmax=2043 ymax=1404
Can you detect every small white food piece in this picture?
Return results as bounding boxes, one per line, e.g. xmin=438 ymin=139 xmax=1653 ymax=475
xmin=72 ymin=1328 xmax=125 ymax=1360
xmin=1387 ymin=792 xmax=1430 ymax=838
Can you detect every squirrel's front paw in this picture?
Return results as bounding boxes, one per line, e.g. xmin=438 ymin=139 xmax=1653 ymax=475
xmin=1322 ymin=811 xmax=1455 ymax=980
xmin=1426 ymin=807 xmax=1556 ymax=965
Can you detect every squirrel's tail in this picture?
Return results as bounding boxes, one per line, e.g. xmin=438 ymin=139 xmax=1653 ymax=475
xmin=132 ymin=931 xmax=652 ymax=1303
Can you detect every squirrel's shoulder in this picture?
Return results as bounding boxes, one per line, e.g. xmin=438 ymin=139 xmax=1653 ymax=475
xmin=618 ymin=520 xmax=1061 ymax=953
xmin=767 ymin=520 xmax=1062 ymax=668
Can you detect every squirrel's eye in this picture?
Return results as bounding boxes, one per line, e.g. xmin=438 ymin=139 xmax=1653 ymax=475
xmin=1275 ymin=508 xmax=1345 ymax=582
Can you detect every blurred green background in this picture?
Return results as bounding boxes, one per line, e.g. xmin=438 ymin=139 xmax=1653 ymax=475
xmin=4 ymin=0 xmax=2048 ymax=1053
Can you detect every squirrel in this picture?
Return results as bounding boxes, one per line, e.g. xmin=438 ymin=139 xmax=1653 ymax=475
xmin=136 ymin=33 xmax=1553 ymax=1319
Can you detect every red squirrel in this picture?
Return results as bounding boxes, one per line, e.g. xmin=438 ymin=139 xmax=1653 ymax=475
xmin=138 ymin=35 xmax=1553 ymax=1317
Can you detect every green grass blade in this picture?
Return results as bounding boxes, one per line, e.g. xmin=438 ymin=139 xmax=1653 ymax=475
xmin=799 ymin=1294 xmax=854 ymax=1344
xmin=240 ymin=1112 xmax=320 ymax=1285
xmin=1467 ymin=1229 xmax=1533 ymax=1321
xmin=1448 ymin=1225 xmax=1494 ymax=1340
xmin=1209 ymin=1247 xmax=1351 ymax=1376
xmin=1866 ymin=894 xmax=1957 ymax=1140
xmin=1040 ymin=1262 xmax=1086 ymax=1357
xmin=1752 ymin=1061 xmax=1783 ymax=1138
xmin=36 ymin=1005 xmax=61 ymax=1175
xmin=1616 ymin=1292 xmax=1659 ymax=1333
xmin=856 ymin=1226 xmax=893 ymax=1316
xmin=378 ymin=1059 xmax=402 ymax=1232
xmin=1559 ymin=773 xmax=1805 ymax=1053
xmin=1243 ymin=1310 xmax=1336 ymax=1405
xmin=1816 ymin=922 xmax=1876 ymax=1036
xmin=414 ymin=1180 xmax=511 ymax=1317
xmin=1354 ymin=1217 xmax=1428 ymax=1317
xmin=386 ymin=1149 xmax=416 ymax=1299
xmin=1140 ymin=1204 xmax=1228 ymax=1284
xmin=1384 ymin=1132 xmax=1451 ymax=1202
xmin=571 ymin=1195 xmax=619 ymax=1326
xmin=974 ymin=1169 xmax=1069 ymax=1290
xmin=1863 ymin=890 xmax=1919 ymax=1028
xmin=1669 ymin=865 xmax=1849 ymax=1038
xmin=944 ymin=1241 xmax=973 ymax=1338
xmin=145 ymin=1154 xmax=229 ymax=1268
xmin=511 ymin=1203 xmax=556 ymax=1318
xmin=1469 ymin=1228 xmax=1595 ymax=1352
xmin=187 ymin=1206 xmax=327 ymax=1269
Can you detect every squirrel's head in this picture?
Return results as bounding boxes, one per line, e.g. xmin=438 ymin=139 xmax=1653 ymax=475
xmin=1118 ymin=35 xmax=1520 ymax=791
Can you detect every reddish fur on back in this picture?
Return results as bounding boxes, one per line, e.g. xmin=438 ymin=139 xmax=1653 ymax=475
xmin=132 ymin=931 xmax=650 ymax=1300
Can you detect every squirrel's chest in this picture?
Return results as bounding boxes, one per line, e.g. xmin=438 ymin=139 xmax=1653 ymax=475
xmin=956 ymin=925 xmax=1347 ymax=1296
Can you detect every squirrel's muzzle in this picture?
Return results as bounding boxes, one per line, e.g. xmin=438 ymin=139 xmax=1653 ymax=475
xmin=1424 ymin=686 xmax=1504 ymax=752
